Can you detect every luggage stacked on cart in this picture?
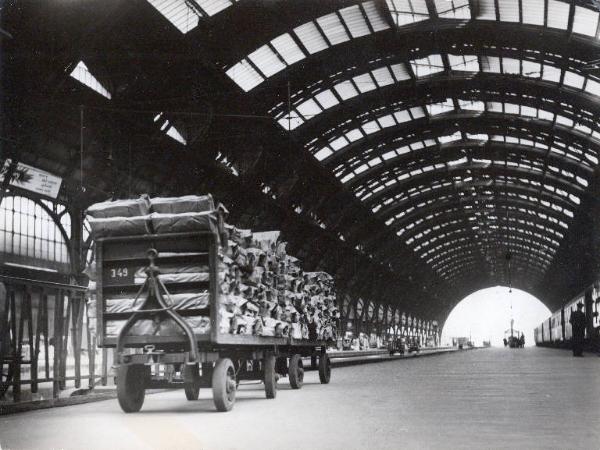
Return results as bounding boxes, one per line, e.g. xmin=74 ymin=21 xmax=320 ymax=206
xmin=87 ymin=195 xmax=339 ymax=342
xmin=219 ymin=227 xmax=340 ymax=342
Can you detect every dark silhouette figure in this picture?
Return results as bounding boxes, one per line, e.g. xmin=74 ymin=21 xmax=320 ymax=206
xmin=519 ymin=333 xmax=525 ymax=348
xmin=569 ymin=303 xmax=586 ymax=357
xmin=503 ymin=338 xmax=508 ymax=347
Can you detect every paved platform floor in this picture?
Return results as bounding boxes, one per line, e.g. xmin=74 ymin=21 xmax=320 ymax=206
xmin=0 ymin=347 xmax=598 ymax=449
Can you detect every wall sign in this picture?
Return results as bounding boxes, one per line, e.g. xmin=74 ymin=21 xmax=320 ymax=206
xmin=1 ymin=159 xmax=62 ymax=199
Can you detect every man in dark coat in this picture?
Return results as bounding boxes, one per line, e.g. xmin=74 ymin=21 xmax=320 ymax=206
xmin=569 ymin=303 xmax=586 ymax=357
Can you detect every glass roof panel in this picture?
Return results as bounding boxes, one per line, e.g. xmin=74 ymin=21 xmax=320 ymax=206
xmin=270 ymin=34 xmax=306 ymax=65
xmin=427 ymin=99 xmax=454 ymax=116
xmin=502 ymin=57 xmax=520 ymax=75
xmin=522 ymin=0 xmax=545 ymax=25
xmin=146 ymin=0 xmax=200 ymax=33
xmin=339 ymin=5 xmax=371 ymax=38
xmin=563 ymin=71 xmax=585 ymax=90
xmin=480 ymin=56 xmax=501 ymax=73
xmin=448 ymin=54 xmax=480 ymax=71
xmin=542 ymin=64 xmax=561 ymax=83
xmin=371 ymin=67 xmax=395 ymax=87
xmin=166 ymin=125 xmax=186 ymax=145
xmin=434 ymin=0 xmax=470 ymax=19
xmin=353 ymin=73 xmax=377 ymax=92
xmin=247 ymin=45 xmax=286 ymax=78
xmin=277 ymin=112 xmax=304 ymax=130
xmin=378 ymin=114 xmax=396 ymax=128
xmin=498 ymin=0 xmax=519 ymax=22
xmin=225 ymin=59 xmax=264 ymax=92
xmin=293 ymin=22 xmax=329 ymax=55
xmin=572 ymin=6 xmax=599 ymax=37
xmin=476 ymin=0 xmax=497 ymax=20
xmin=315 ymin=147 xmax=334 ymax=161
xmin=585 ymin=79 xmax=600 ymax=96
xmin=316 ymin=12 xmax=351 ymax=45
xmin=386 ymin=0 xmax=430 ymax=26
xmin=362 ymin=0 xmax=392 ymax=31
xmin=197 ymin=0 xmax=234 ymax=16
xmin=522 ymin=60 xmax=541 ymax=78
xmin=390 ymin=63 xmax=412 ymax=81
xmin=334 ymin=80 xmax=359 ymax=100
xmin=547 ymin=0 xmax=570 ymax=30
xmin=296 ymin=98 xmax=322 ymax=118
xmin=69 ymin=61 xmax=111 ymax=99
xmin=411 ymin=54 xmax=445 ymax=77
xmin=315 ymin=89 xmax=340 ymax=109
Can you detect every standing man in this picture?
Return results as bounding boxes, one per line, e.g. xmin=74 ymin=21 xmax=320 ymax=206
xmin=569 ymin=302 xmax=586 ymax=357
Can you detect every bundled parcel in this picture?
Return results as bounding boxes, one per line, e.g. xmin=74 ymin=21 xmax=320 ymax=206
xmin=87 ymin=195 xmax=339 ymax=342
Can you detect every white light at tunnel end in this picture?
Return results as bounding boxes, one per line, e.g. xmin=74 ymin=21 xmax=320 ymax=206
xmin=441 ymin=286 xmax=551 ymax=347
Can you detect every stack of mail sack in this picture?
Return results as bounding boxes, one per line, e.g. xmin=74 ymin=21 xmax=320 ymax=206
xmin=86 ymin=195 xmax=339 ymax=342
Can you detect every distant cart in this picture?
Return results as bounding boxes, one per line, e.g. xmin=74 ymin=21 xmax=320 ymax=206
xmin=96 ymin=228 xmax=332 ymax=413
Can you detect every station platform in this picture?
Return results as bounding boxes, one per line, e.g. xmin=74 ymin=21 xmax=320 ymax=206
xmin=1 ymin=347 xmax=598 ymax=449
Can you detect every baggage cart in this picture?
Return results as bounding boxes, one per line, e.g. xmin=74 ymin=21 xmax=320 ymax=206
xmin=96 ymin=228 xmax=332 ymax=413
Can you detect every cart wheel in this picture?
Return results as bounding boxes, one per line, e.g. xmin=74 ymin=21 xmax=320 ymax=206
xmin=212 ymin=358 xmax=236 ymax=412
xmin=310 ymin=353 xmax=318 ymax=370
xmin=263 ymin=355 xmax=277 ymax=399
xmin=288 ymin=354 xmax=304 ymax=389
xmin=318 ymin=353 xmax=331 ymax=384
xmin=183 ymin=363 xmax=201 ymax=401
xmin=117 ymin=364 xmax=148 ymax=413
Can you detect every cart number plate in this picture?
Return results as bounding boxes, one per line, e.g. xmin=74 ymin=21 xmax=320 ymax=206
xmin=103 ymin=266 xmax=134 ymax=285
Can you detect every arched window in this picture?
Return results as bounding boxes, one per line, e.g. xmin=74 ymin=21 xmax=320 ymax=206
xmin=0 ymin=195 xmax=70 ymax=272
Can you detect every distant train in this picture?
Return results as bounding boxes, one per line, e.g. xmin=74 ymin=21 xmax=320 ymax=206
xmin=534 ymin=282 xmax=600 ymax=349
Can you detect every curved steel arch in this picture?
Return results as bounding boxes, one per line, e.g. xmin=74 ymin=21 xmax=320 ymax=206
xmin=402 ymin=208 xmax=565 ymax=242
xmin=334 ymin=137 xmax=593 ymax=184
xmin=318 ymin=112 xmax=599 ymax=173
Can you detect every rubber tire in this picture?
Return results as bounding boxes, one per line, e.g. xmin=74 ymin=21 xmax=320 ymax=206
xmin=183 ymin=363 xmax=200 ymax=401
xmin=212 ymin=358 xmax=236 ymax=412
xmin=117 ymin=364 xmax=147 ymax=413
xmin=318 ymin=353 xmax=331 ymax=384
xmin=288 ymin=354 xmax=304 ymax=389
xmin=264 ymin=355 xmax=277 ymax=399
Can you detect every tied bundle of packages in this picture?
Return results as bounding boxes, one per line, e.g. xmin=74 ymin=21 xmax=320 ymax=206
xmin=218 ymin=227 xmax=339 ymax=341
xmin=86 ymin=194 xmax=223 ymax=337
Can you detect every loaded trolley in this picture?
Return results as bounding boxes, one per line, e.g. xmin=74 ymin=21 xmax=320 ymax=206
xmin=96 ymin=226 xmax=332 ymax=413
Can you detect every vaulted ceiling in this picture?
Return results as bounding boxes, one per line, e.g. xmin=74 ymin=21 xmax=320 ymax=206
xmin=3 ymin=0 xmax=600 ymax=321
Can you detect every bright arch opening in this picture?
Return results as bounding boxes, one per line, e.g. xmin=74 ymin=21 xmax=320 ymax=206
xmin=441 ymin=286 xmax=551 ymax=347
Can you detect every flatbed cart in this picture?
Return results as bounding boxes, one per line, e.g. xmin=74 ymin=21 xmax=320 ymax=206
xmin=96 ymin=230 xmax=332 ymax=413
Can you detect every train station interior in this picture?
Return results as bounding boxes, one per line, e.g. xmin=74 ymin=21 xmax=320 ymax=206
xmin=1 ymin=0 xmax=600 ymax=448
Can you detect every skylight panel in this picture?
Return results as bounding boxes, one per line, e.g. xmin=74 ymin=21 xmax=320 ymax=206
xmin=340 ymin=172 xmax=355 ymax=183
xmin=390 ymin=63 xmax=412 ymax=81
xmin=394 ymin=109 xmax=412 ymax=123
xmin=522 ymin=0 xmax=545 ymax=25
xmin=226 ymin=59 xmax=264 ymax=92
xmin=585 ymin=78 xmax=600 ymax=96
xmin=467 ymin=133 xmax=489 ymax=141
xmin=362 ymin=120 xmax=381 ymax=134
xmin=346 ymin=129 xmax=364 ymax=142
xmin=371 ymin=67 xmax=395 ymax=87
xmin=434 ymin=0 xmax=470 ymax=19
xmin=504 ymin=103 xmax=519 ymax=115
xmin=556 ymin=115 xmax=573 ymax=127
xmin=386 ymin=0 xmax=430 ymax=27
xmin=69 ymin=61 xmax=111 ymax=99
xmin=439 ymin=132 xmax=462 ymax=143
xmin=166 ymin=125 xmax=187 ymax=145
xmin=410 ymin=106 xmax=426 ymax=119
xmin=353 ymin=73 xmax=377 ymax=92
xmin=362 ymin=1 xmax=392 ymax=31
xmin=427 ymin=99 xmax=454 ymax=116
xmin=199 ymin=0 xmax=234 ymax=16
xmin=448 ymin=54 xmax=480 ymax=72
xmin=277 ymin=112 xmax=304 ymax=130
xmin=378 ymin=114 xmax=396 ymax=128
xmin=317 ymin=13 xmax=351 ymax=45
xmin=476 ymin=0 xmax=497 ymax=20
xmin=314 ymin=147 xmax=334 ymax=161
xmin=294 ymin=22 xmax=329 ymax=55
xmin=572 ymin=6 xmax=599 ymax=37
xmin=563 ymin=71 xmax=585 ymax=90
xmin=146 ymin=0 xmax=200 ymax=33
xmin=498 ymin=0 xmax=519 ymax=22
xmin=270 ymin=34 xmax=306 ymax=65
xmin=296 ymin=98 xmax=322 ymax=118
xmin=542 ymin=64 xmax=561 ymax=83
xmin=247 ymin=45 xmax=286 ymax=78
xmin=502 ymin=57 xmax=520 ymax=75
xmin=459 ymin=99 xmax=484 ymax=111
xmin=547 ymin=0 xmax=570 ymax=30
xmin=480 ymin=56 xmax=501 ymax=73
xmin=334 ymin=80 xmax=359 ymax=100
xmin=411 ymin=54 xmax=444 ymax=77
xmin=339 ymin=5 xmax=371 ymax=38
xmin=522 ymin=60 xmax=541 ymax=78
xmin=315 ymin=90 xmax=339 ymax=109
xmin=521 ymin=106 xmax=537 ymax=117
xmin=330 ymin=136 xmax=349 ymax=150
